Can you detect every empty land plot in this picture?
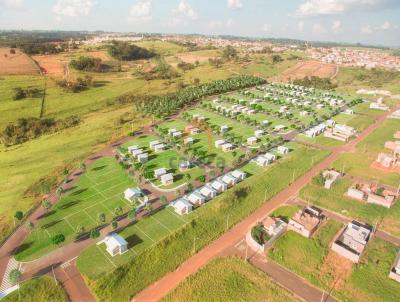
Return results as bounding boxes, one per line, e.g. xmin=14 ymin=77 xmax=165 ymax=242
xmin=335 ymin=238 xmax=400 ymax=302
xmin=77 ymin=206 xmax=191 ymax=279
xmin=332 ymin=119 xmax=400 ymax=187
xmin=279 ymin=60 xmax=337 ymax=82
xmin=0 ymin=48 xmax=38 ymax=75
xmin=14 ymin=157 xmax=135 ymax=261
xmin=300 ymin=178 xmax=400 ymax=237
xmin=32 ymin=54 xmax=68 ymax=76
xmin=332 ymin=113 xmax=375 ymax=131
xmin=175 ymin=49 xmax=218 ymax=64
xmin=268 ymin=219 xmax=343 ymax=290
xmin=163 ymin=257 xmax=300 ymax=302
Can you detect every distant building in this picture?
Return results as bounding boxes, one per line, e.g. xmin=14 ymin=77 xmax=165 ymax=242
xmin=277 ymin=146 xmax=289 ymax=155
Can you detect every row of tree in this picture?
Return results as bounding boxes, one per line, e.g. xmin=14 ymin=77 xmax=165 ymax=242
xmin=118 ymin=75 xmax=266 ymax=118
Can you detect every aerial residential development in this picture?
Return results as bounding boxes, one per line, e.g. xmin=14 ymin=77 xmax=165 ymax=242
xmin=0 ymin=1 xmax=399 ymax=302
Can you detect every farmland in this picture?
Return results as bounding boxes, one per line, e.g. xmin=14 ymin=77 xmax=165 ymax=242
xmin=0 ymin=48 xmax=39 ymax=75
xmin=163 ymin=257 xmax=300 ymax=302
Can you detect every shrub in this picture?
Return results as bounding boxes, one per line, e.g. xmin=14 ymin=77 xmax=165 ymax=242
xmin=108 ymin=41 xmax=155 ymax=61
xmin=51 ymin=234 xmax=65 ymax=245
xmin=251 ymin=223 xmax=270 ymax=245
xmin=9 ymin=269 xmax=21 ymax=284
xmin=69 ymin=56 xmax=105 ymax=72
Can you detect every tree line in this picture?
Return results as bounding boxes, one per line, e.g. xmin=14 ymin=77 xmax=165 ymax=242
xmin=115 ymin=75 xmax=266 ymax=118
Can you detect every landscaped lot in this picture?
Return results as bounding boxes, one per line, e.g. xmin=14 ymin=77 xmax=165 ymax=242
xmin=163 ymin=257 xmax=300 ymax=302
xmin=15 ymin=157 xmax=136 ymax=261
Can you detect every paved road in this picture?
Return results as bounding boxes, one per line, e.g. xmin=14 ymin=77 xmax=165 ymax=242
xmin=133 ymin=108 xmax=396 ymax=302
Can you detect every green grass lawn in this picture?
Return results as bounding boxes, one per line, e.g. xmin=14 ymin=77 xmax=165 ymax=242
xmin=332 ymin=113 xmax=375 ymax=131
xmin=14 ymin=157 xmax=136 ymax=261
xmin=268 ymin=219 xmax=343 ymax=290
xmin=336 ymin=238 xmax=400 ymax=302
xmin=163 ymin=257 xmax=300 ymax=302
xmin=79 ymin=144 xmax=329 ymax=301
xmin=270 ymin=205 xmax=301 ymax=223
xmin=300 ymin=178 xmax=400 ymax=237
xmin=77 ymin=206 xmax=192 ymax=279
xmin=332 ymin=119 xmax=400 ymax=187
xmin=2 ymin=276 xmax=68 ymax=302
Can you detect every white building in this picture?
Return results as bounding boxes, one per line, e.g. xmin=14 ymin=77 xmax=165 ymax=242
xmin=199 ymin=185 xmax=217 ymax=200
xmin=99 ymin=233 xmax=128 ymax=257
xmin=124 ymin=188 xmax=144 ymax=202
xmin=137 ymin=153 xmax=148 ymax=163
xmin=211 ymin=180 xmax=228 ymax=192
xmin=154 ymin=168 xmax=167 ymax=179
xmin=277 ymin=146 xmax=289 ymax=155
xmin=231 ymin=170 xmax=246 ymax=181
xmin=187 ymin=192 xmax=206 ymax=206
xmin=172 ymin=199 xmax=192 ymax=215
xmin=161 ymin=173 xmax=174 ymax=185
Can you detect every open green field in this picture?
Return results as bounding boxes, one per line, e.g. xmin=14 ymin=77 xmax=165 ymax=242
xmin=0 ymin=106 xmax=149 ymax=244
xmin=268 ymin=219 xmax=343 ymax=290
xmin=300 ymin=178 xmax=400 ymax=237
xmin=332 ymin=118 xmax=400 ymax=187
xmin=336 ymin=238 xmax=400 ymax=302
xmin=79 ymin=144 xmax=329 ymax=301
xmin=2 ymin=276 xmax=68 ymax=302
xmin=163 ymin=257 xmax=300 ymax=302
xmin=332 ymin=113 xmax=375 ymax=131
xmin=15 ymin=157 xmax=136 ymax=261
xmin=78 ymin=205 xmax=192 ymax=279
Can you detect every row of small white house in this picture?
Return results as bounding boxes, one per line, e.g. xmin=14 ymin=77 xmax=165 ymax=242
xmin=252 ymin=146 xmax=289 ymax=167
xmin=127 ymin=145 xmax=149 ymax=163
xmin=214 ymin=104 xmax=257 ymax=116
xmin=171 ymin=170 xmax=247 ymax=215
xmin=304 ymin=119 xmax=336 ymax=138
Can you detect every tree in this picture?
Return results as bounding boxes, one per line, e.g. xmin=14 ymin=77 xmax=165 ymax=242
xmin=144 ymin=203 xmax=153 ymax=214
xmin=272 ymin=55 xmax=283 ymax=63
xmin=90 ymin=228 xmax=100 ymax=239
xmin=187 ymin=182 xmax=193 ymax=192
xmin=9 ymin=269 xmax=21 ymax=284
xmin=222 ymin=45 xmax=238 ymax=60
xmin=114 ymin=206 xmax=123 ymax=217
xmin=196 ymin=175 xmax=206 ymax=183
xmin=111 ymin=219 xmax=118 ymax=230
xmin=160 ymin=195 xmax=168 ymax=205
xmin=51 ymin=233 xmax=65 ymax=245
xmin=128 ymin=209 xmax=136 ymax=221
xmin=76 ymin=225 xmax=85 ymax=235
xmin=98 ymin=213 xmax=106 ymax=224
xmin=26 ymin=221 xmax=34 ymax=232
xmin=42 ymin=200 xmax=52 ymax=212
xmin=14 ymin=211 xmax=23 ymax=221
xmin=56 ymin=186 xmax=63 ymax=196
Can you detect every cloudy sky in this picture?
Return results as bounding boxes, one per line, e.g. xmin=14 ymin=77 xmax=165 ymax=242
xmin=1 ymin=0 xmax=399 ymax=46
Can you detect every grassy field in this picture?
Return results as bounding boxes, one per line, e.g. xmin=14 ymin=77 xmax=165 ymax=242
xmin=332 ymin=113 xmax=375 ymax=131
xmin=268 ymin=219 xmax=343 ymax=290
xmin=78 ymin=205 xmax=192 ymax=279
xmin=2 ymin=276 xmax=68 ymax=302
xmin=336 ymin=238 xmax=400 ymax=302
xmin=78 ymin=145 xmax=329 ymax=301
xmin=0 ymin=106 xmax=149 ymax=244
xmin=14 ymin=157 xmax=136 ymax=261
xmin=300 ymin=178 xmax=400 ymax=237
xmin=332 ymin=118 xmax=400 ymax=187
xmin=163 ymin=257 xmax=300 ymax=302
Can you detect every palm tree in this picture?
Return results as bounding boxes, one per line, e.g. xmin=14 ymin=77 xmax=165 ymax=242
xmin=97 ymin=213 xmax=106 ymax=225
xmin=42 ymin=200 xmax=52 ymax=212
xmin=144 ymin=203 xmax=153 ymax=214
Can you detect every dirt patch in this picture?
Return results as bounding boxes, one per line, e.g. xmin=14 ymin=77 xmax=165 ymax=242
xmin=320 ymin=250 xmax=353 ymax=291
xmin=32 ymin=54 xmax=69 ymax=77
xmin=279 ymin=60 xmax=337 ymax=82
xmin=370 ymin=161 xmax=400 ymax=173
xmin=176 ymin=53 xmax=213 ymax=64
xmin=0 ymin=48 xmax=39 ymax=75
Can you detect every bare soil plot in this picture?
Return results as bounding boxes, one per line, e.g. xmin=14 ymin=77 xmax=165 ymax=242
xmin=279 ymin=60 xmax=337 ymax=82
xmin=176 ymin=51 xmax=216 ymax=64
xmin=0 ymin=48 xmax=39 ymax=75
xmin=320 ymin=250 xmax=353 ymax=291
xmin=32 ymin=54 xmax=68 ymax=76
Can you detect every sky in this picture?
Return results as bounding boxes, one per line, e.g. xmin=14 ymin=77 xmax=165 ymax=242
xmin=0 ymin=0 xmax=399 ymax=47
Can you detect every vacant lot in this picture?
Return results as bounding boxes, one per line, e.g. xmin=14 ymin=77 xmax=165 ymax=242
xmin=163 ymin=257 xmax=300 ymax=302
xmin=333 ymin=119 xmax=400 ymax=187
xmin=268 ymin=219 xmax=343 ymax=290
xmin=2 ymin=276 xmax=68 ymax=302
xmin=279 ymin=60 xmax=337 ymax=82
xmin=32 ymin=54 xmax=68 ymax=76
xmin=0 ymin=48 xmax=38 ymax=75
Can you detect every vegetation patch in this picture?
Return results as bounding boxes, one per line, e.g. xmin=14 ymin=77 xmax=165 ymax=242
xmin=163 ymin=257 xmax=299 ymax=302
xmin=108 ymin=41 xmax=156 ymax=61
xmin=1 ymin=116 xmax=80 ymax=146
xmin=2 ymin=276 xmax=68 ymax=302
